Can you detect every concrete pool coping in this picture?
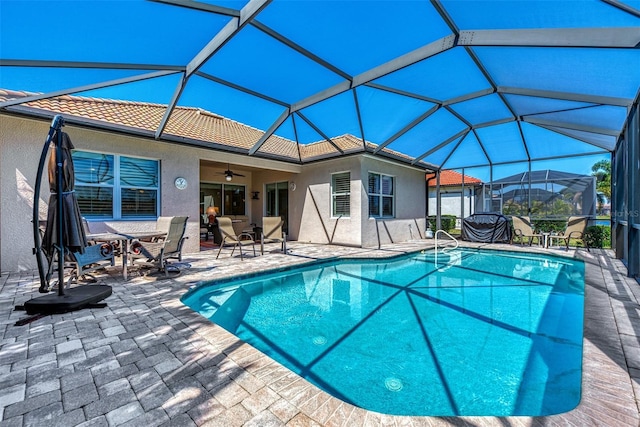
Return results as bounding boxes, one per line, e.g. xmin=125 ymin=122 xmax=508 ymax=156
xmin=1 ymin=241 xmax=638 ymax=426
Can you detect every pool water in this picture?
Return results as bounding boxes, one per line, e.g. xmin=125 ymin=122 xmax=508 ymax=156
xmin=181 ymin=248 xmax=584 ymax=416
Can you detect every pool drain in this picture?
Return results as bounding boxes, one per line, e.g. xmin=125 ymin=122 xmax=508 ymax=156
xmin=312 ymin=335 xmax=327 ymax=345
xmin=384 ymin=377 xmax=403 ymax=392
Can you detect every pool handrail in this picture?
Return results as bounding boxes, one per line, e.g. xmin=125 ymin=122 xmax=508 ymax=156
xmin=435 ymin=229 xmax=459 ymax=253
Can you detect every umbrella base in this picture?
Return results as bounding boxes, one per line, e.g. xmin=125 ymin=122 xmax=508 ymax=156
xmin=22 ymin=285 xmax=112 ymax=315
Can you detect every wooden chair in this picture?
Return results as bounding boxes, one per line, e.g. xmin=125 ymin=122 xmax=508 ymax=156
xmin=511 ymin=216 xmax=542 ymax=246
xmin=261 ymin=216 xmax=287 ymax=255
xmin=216 ymin=216 xmax=256 ymax=260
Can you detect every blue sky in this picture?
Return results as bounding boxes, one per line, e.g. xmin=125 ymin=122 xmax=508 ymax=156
xmin=1 ymin=0 xmax=629 ymax=177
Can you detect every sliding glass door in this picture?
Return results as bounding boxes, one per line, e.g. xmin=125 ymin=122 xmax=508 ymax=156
xmin=265 ymin=181 xmax=289 ymax=232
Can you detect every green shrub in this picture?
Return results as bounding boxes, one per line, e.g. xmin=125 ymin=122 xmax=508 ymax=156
xmin=532 ymin=219 xmax=566 ymax=233
xmin=427 ymin=215 xmax=457 ymax=232
xmin=584 ymin=225 xmax=611 ymax=249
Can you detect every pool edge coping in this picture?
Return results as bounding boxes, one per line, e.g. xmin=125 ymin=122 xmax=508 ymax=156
xmin=176 ymin=245 xmax=636 ymax=425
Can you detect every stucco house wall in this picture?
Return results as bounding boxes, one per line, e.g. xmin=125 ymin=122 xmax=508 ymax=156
xmin=360 ymin=156 xmax=427 ymax=247
xmin=1 ymin=115 xmax=46 ymax=273
xmin=1 ymin=115 xmax=205 ymax=272
xmin=0 ymin=114 xmax=299 ymax=273
xmin=296 ymin=156 xmax=363 ymax=246
xmin=294 ymin=155 xmax=427 ymax=248
xmin=1 ymin=114 xmax=428 ymax=273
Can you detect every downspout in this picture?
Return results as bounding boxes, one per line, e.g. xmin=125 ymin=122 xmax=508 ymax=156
xmin=426 ymin=173 xmax=436 ymax=216
xmin=426 ymin=173 xmax=436 ymax=238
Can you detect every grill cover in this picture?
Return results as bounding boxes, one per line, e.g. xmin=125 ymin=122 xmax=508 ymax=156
xmin=461 ymin=213 xmax=512 ymax=243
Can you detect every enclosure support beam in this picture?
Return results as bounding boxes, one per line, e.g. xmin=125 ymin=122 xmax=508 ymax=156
xmin=498 ymin=86 xmax=632 ymax=107
xmin=156 ymin=0 xmax=270 ymax=139
xmin=458 ymin=27 xmax=640 ymax=48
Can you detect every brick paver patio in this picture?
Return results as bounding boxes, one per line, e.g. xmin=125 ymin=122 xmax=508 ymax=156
xmin=1 ymin=242 xmax=638 ymax=426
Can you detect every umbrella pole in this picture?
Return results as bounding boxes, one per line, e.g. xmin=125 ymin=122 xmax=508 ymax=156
xmin=33 ymin=115 xmax=65 ymax=293
xmin=55 ymin=119 xmax=66 ymax=296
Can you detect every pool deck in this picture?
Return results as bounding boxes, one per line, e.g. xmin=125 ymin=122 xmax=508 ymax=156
xmin=1 ymin=241 xmax=638 ymax=427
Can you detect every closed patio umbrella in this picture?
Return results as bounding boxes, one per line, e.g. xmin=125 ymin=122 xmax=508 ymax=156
xmin=24 ymin=115 xmax=111 ymax=315
xmin=41 ymin=129 xmax=87 ymax=259
xmin=40 ymin=119 xmax=87 ymax=293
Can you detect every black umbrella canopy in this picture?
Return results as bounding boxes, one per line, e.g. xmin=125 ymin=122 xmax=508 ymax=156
xmin=23 ymin=115 xmax=112 ymax=313
xmin=41 ymin=130 xmax=87 ymax=258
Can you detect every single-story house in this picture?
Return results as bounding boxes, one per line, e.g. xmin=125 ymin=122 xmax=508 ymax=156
xmin=426 ymin=170 xmax=482 ymax=228
xmin=0 ymin=89 xmax=428 ymax=273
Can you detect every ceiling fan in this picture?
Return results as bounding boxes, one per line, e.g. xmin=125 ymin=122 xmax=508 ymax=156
xmin=218 ymin=163 xmax=245 ymax=181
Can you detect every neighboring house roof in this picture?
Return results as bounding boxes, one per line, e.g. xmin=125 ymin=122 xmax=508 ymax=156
xmin=426 ymin=170 xmax=482 ymax=187
xmin=0 ymin=89 xmax=426 ymax=167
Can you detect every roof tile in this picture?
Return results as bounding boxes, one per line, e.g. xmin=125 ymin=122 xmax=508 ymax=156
xmin=426 ymin=170 xmax=481 ymax=186
xmin=0 ymin=89 xmax=425 ymax=166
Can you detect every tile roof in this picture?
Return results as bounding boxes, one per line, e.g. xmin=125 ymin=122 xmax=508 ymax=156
xmin=0 ymin=89 xmax=301 ymax=160
xmin=0 ymin=89 xmax=427 ymax=166
xmin=426 ymin=169 xmax=482 ymax=186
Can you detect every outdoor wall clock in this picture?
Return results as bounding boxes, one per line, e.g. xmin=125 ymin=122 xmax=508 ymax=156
xmin=174 ymin=177 xmax=188 ymax=190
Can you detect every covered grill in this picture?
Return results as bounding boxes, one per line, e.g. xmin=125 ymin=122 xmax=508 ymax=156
xmin=461 ymin=213 xmax=512 ymax=243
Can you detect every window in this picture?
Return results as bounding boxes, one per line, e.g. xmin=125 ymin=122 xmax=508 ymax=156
xmin=73 ymin=151 xmax=159 ymax=219
xmin=332 ymin=172 xmax=350 ymax=217
xmin=201 ymin=182 xmax=246 ymax=216
xmin=224 ymin=184 xmax=246 ymax=215
xmin=368 ymin=172 xmax=394 ymax=217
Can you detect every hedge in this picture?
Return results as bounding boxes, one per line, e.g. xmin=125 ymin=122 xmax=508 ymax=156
xmin=427 ymin=215 xmax=457 ymax=232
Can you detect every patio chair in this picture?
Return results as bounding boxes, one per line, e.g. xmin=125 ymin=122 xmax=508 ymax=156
xmin=130 ymin=216 xmax=189 ymax=276
xmin=552 ymin=216 xmax=589 ymax=251
xmin=37 ymin=220 xmax=115 ymax=290
xmin=261 ymin=216 xmax=287 ymax=255
xmin=511 ymin=216 xmax=542 ymax=246
xmin=67 ymin=243 xmax=116 ymax=284
xmin=216 ymin=216 xmax=256 ymax=260
xmin=141 ymin=216 xmax=189 ymax=261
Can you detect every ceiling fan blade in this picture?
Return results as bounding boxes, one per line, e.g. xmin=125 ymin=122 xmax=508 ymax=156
xmin=216 ymin=164 xmax=244 ymax=178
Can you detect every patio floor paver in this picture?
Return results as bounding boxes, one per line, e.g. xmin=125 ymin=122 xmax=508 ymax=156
xmin=0 ymin=241 xmax=638 ymax=426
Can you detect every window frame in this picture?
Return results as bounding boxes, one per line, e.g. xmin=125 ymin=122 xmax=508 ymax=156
xmin=201 ymin=181 xmax=247 ymax=216
xmin=368 ymin=171 xmax=395 ymax=218
xmin=73 ymin=150 xmax=160 ymax=220
xmin=331 ymin=171 xmax=351 ymax=218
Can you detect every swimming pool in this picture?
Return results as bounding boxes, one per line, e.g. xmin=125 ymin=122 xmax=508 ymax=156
xmin=181 ymin=248 xmax=584 ymax=416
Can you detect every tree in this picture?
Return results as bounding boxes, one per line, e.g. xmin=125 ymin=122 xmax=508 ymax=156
xmin=591 ymin=159 xmax=611 ymax=199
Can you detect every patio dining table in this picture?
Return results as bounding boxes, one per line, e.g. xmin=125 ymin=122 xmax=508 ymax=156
xmin=86 ymin=231 xmax=166 ymax=280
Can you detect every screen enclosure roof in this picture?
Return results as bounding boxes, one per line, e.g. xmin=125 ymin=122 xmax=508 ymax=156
xmin=1 ymin=0 xmax=639 ymax=171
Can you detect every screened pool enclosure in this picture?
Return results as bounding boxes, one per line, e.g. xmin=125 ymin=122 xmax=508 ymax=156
xmin=1 ymin=0 xmax=639 ymax=278
xmin=487 ymin=170 xmax=597 ymax=219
